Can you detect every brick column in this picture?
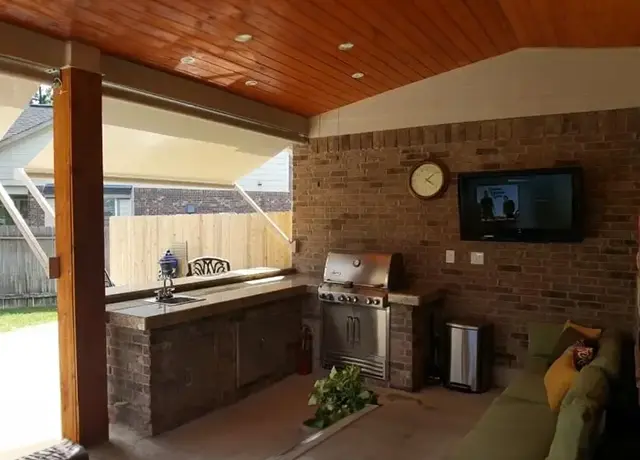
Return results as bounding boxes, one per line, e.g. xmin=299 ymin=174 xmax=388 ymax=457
xmin=389 ymin=304 xmax=430 ymax=391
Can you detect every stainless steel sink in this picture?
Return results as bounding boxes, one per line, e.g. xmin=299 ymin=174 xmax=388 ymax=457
xmin=143 ymin=295 xmax=202 ymax=306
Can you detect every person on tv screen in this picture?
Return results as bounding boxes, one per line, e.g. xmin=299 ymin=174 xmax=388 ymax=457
xmin=503 ymin=195 xmax=516 ymax=219
xmin=480 ymin=190 xmax=495 ymax=220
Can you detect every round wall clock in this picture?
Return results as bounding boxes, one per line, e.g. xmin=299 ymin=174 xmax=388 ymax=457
xmin=408 ymin=160 xmax=449 ymax=200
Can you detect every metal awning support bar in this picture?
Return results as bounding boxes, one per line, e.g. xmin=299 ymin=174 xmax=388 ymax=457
xmin=0 ymin=180 xmax=50 ymax=274
xmin=14 ymin=168 xmax=54 ymax=220
xmin=234 ymin=183 xmax=295 ymax=250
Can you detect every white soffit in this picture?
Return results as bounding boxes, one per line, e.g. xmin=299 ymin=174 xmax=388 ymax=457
xmin=0 ymin=74 xmax=40 ymax=139
xmin=25 ymin=97 xmax=290 ymax=188
xmin=311 ymin=47 xmax=640 ymax=137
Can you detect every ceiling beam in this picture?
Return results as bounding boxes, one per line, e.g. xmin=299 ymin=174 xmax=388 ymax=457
xmin=0 ymin=21 xmax=309 ymax=142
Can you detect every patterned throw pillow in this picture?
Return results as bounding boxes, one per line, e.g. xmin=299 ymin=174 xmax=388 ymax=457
xmin=572 ymin=339 xmax=598 ymax=371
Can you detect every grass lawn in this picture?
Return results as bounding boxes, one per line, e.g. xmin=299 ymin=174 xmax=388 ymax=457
xmin=0 ymin=307 xmax=58 ymax=333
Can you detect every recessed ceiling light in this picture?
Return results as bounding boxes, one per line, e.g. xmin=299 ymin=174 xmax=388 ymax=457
xmin=351 ymin=72 xmax=364 ymax=79
xmin=235 ymin=33 xmax=253 ymax=43
xmin=338 ymin=42 xmax=354 ymax=51
xmin=245 ymin=80 xmax=258 ymax=86
xmin=180 ymin=56 xmax=196 ymax=65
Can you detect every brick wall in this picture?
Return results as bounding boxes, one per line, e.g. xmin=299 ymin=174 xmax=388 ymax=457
xmin=293 ymin=108 xmax=640 ymax=366
xmin=27 ymin=196 xmax=44 ymax=227
xmin=133 ymin=188 xmax=291 ymax=215
xmin=29 ymin=188 xmax=291 ymax=223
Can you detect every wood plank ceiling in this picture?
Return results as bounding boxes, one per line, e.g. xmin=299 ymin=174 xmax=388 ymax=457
xmin=0 ymin=0 xmax=639 ymax=117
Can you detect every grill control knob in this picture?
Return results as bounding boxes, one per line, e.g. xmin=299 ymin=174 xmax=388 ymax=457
xmin=338 ymin=295 xmax=346 ymax=302
xmin=350 ymin=296 xmax=358 ymax=303
xmin=373 ymin=298 xmax=381 ymax=305
xmin=319 ymin=293 xmax=326 ymax=299
xmin=327 ymin=294 xmax=334 ymax=300
xmin=365 ymin=298 xmax=373 ymax=305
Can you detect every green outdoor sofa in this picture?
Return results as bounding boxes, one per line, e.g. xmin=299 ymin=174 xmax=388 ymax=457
xmin=451 ymin=322 xmax=622 ymax=460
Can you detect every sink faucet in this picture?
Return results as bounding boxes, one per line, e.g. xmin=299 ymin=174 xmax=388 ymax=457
xmin=155 ymin=277 xmax=175 ymax=301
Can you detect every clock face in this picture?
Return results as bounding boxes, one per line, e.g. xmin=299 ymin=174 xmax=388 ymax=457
xmin=409 ymin=161 xmax=447 ymax=199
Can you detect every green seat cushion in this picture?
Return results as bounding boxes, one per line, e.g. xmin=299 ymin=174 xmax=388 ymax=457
xmin=501 ymin=369 xmax=548 ymax=405
xmin=451 ymin=396 xmax=557 ymax=460
xmin=589 ymin=328 xmax=621 ymax=379
xmin=525 ymin=355 xmax=551 ymax=376
xmin=546 ymin=397 xmax=602 ymax=460
xmin=528 ymin=322 xmax=565 ymax=359
xmin=563 ymin=365 xmax=609 ymax=409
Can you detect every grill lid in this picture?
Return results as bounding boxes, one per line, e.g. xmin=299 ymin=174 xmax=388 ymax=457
xmin=322 ymin=251 xmax=404 ymax=290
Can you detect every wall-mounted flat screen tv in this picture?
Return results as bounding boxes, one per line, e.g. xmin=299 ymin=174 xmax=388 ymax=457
xmin=457 ymin=167 xmax=584 ymax=243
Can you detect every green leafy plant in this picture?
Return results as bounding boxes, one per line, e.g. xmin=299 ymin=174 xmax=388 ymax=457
xmin=305 ymin=365 xmax=378 ymax=429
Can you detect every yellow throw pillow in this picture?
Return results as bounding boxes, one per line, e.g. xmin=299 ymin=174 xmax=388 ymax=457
xmin=544 ymin=350 xmax=579 ymax=411
xmin=564 ymin=320 xmax=602 ymax=340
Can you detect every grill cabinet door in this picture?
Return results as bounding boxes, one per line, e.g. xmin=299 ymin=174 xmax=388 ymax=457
xmin=351 ymin=306 xmax=387 ymax=358
xmin=322 ymin=304 xmax=353 ymax=354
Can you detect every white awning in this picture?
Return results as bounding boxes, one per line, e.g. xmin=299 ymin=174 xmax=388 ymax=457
xmin=25 ymin=97 xmax=292 ymax=188
xmin=0 ymin=73 xmax=40 ymax=139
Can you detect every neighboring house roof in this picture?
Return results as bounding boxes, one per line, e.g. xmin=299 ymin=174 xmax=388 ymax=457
xmin=0 ymin=105 xmax=54 ymax=191
xmin=1 ymin=105 xmax=52 ymax=142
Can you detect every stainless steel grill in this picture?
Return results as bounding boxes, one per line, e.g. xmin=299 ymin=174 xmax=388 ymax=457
xmin=318 ymin=251 xmax=404 ymax=380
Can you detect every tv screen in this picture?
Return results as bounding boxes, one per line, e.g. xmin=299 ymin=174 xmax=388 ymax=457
xmin=458 ymin=167 xmax=584 ymax=242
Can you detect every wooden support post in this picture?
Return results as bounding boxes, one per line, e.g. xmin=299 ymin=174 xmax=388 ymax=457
xmin=54 ymin=66 xmax=108 ymax=446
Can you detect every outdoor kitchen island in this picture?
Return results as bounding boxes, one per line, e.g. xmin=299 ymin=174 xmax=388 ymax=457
xmin=105 ymin=271 xmax=444 ymax=436
xmin=105 ymin=272 xmax=313 ymax=436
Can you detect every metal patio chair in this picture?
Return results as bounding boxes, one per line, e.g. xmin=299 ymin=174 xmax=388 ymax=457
xmin=104 ymin=269 xmax=115 ymax=288
xmin=186 ymin=256 xmax=231 ymax=277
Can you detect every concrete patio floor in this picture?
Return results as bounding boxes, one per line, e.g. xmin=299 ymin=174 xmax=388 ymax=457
xmin=0 ymin=322 xmax=61 ymax=460
xmin=90 ymin=375 xmax=498 ymax=460
xmin=0 ymin=323 xmax=498 ymax=460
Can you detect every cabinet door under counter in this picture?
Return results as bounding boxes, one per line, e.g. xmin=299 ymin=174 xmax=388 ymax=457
xmin=236 ymin=301 xmax=302 ymax=388
xmin=236 ymin=315 xmax=272 ymax=387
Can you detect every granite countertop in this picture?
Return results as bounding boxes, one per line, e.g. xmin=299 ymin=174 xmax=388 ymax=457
xmin=107 ymin=274 xmax=318 ymax=330
xmin=106 ymin=272 xmax=445 ymax=331
xmin=388 ymin=287 xmax=445 ymax=307
xmin=105 ymin=267 xmax=296 ymax=304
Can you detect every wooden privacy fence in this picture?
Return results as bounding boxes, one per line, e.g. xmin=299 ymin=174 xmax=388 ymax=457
xmin=0 ymin=226 xmax=56 ymax=298
xmin=0 ymin=226 xmax=110 ymax=307
xmin=108 ymin=211 xmax=292 ymax=286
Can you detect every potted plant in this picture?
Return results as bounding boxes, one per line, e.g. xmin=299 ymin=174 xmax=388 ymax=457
xmin=304 ymin=365 xmax=378 ymax=430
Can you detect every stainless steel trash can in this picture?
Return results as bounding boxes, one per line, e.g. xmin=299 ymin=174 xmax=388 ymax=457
xmin=444 ymin=320 xmax=493 ymax=393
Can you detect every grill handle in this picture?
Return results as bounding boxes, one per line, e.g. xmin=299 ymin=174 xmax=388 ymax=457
xmin=354 ymin=317 xmax=361 ymax=344
xmin=346 ymin=316 xmax=353 ymax=345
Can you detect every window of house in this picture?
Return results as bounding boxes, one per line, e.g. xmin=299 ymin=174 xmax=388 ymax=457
xmin=44 ymin=196 xmax=132 ymax=227
xmin=0 ymin=195 xmax=29 ymax=225
xmin=104 ymin=197 xmax=132 ymax=219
